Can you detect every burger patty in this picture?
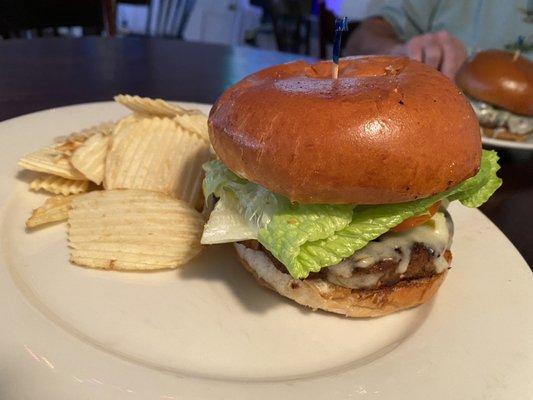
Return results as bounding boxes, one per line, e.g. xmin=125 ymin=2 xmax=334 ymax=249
xmin=331 ymin=244 xmax=452 ymax=288
xmin=240 ymin=240 xmax=451 ymax=290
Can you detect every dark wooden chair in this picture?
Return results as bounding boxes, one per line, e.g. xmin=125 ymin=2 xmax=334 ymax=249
xmin=266 ymin=0 xmax=313 ymax=55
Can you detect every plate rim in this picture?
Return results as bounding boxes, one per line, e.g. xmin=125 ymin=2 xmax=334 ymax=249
xmin=481 ymin=135 xmax=533 ymax=150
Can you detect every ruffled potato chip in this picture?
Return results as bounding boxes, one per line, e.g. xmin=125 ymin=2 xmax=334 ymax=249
xmin=104 ymin=117 xmax=211 ymax=205
xmin=174 ymin=112 xmax=209 ymax=142
xmin=171 ymin=129 xmax=212 ymax=206
xmin=71 ymin=132 xmax=110 ymax=184
xmin=114 ymin=94 xmax=185 ymax=117
xmin=29 ymin=174 xmax=89 ymax=195
xmin=68 ymin=190 xmax=204 ymax=270
xmin=19 ymin=121 xmax=116 ymax=181
xmin=26 ymin=195 xmax=76 ymax=229
xmin=18 ymin=144 xmax=86 ymax=180
xmin=54 ymin=121 xmax=115 ymax=156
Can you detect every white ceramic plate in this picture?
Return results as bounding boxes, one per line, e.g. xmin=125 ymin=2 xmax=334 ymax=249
xmin=1 ymin=102 xmax=532 ymax=400
xmin=482 ymin=135 xmax=533 ymax=150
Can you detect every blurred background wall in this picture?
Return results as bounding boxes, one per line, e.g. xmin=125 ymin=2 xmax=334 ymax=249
xmin=0 ymin=0 xmax=378 ymax=58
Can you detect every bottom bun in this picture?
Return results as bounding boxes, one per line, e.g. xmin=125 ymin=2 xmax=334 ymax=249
xmin=235 ymin=243 xmax=448 ymax=318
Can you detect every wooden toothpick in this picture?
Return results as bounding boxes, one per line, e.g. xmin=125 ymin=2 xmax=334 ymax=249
xmin=513 ymin=36 xmax=525 ymax=61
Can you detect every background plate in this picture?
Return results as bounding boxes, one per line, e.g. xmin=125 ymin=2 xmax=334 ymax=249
xmin=1 ymin=102 xmax=532 ymax=399
xmin=482 ymin=135 xmax=533 ymax=150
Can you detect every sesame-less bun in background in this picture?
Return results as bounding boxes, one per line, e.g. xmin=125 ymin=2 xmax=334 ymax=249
xmin=208 ymin=56 xmax=481 ymax=205
xmin=456 ymin=50 xmax=533 ymax=117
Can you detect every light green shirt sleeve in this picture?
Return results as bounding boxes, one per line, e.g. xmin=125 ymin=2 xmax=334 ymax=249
xmin=365 ymin=0 xmax=532 ymax=58
xmin=367 ymin=0 xmax=441 ymax=41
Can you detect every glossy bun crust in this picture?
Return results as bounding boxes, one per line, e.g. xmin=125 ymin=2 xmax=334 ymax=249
xmin=209 ymin=56 xmax=481 ymax=204
xmin=456 ymin=50 xmax=533 ymax=116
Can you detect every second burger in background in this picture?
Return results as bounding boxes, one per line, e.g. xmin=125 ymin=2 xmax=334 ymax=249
xmin=456 ymin=49 xmax=533 ymax=142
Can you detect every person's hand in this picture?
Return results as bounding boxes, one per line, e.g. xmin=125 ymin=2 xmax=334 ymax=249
xmin=392 ymin=31 xmax=467 ymax=79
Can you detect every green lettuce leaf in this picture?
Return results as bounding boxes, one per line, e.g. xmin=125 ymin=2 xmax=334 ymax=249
xmin=264 ymin=194 xmax=443 ymax=277
xmin=448 ymin=149 xmax=502 ymax=207
xmin=255 ymin=203 xmax=353 ymax=276
xmin=203 ymin=160 xmax=281 ymax=230
xmin=203 ymin=150 xmax=501 ymax=278
xmin=203 ymin=159 xmax=246 ymax=199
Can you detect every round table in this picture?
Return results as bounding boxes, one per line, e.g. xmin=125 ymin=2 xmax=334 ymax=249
xmin=1 ymin=37 xmax=531 ymax=267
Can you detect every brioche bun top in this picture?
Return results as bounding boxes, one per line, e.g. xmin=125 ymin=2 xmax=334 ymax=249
xmin=209 ymin=56 xmax=481 ymax=204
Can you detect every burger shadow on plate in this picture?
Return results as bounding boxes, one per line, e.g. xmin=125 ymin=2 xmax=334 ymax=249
xmin=178 ymin=244 xmax=388 ymax=319
xmin=178 ymin=243 xmax=322 ymax=316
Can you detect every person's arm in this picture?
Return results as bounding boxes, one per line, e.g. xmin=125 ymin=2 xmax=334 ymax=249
xmin=345 ymin=17 xmax=402 ymax=56
xmin=345 ymin=17 xmax=467 ymax=79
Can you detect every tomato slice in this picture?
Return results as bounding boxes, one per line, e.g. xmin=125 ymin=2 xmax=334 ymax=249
xmin=390 ymin=201 xmax=441 ymax=232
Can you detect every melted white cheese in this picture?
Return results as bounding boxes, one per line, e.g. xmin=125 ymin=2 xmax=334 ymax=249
xmin=201 ymin=194 xmax=257 ymax=244
xmin=327 ymin=212 xmax=452 ymax=289
xmin=470 ymin=99 xmax=533 ymax=135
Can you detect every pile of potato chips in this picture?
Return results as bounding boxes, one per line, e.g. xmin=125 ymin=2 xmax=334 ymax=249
xmin=20 ymin=95 xmax=212 ymax=271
